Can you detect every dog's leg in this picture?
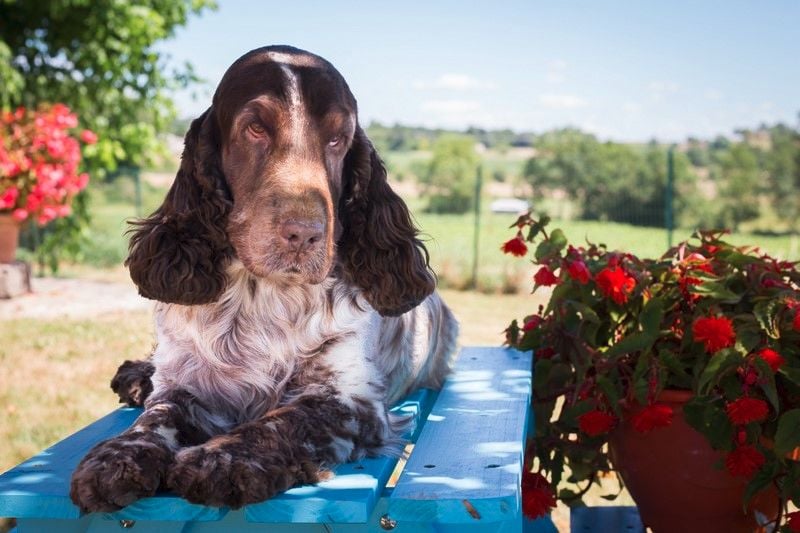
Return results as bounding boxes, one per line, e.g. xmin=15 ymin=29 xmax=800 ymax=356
xmin=110 ymin=359 xmax=155 ymax=407
xmin=70 ymin=389 xmax=221 ymax=513
xmin=166 ymin=386 xmax=396 ymax=509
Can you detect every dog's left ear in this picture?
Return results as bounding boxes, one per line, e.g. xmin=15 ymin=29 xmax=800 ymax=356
xmin=338 ymin=126 xmax=435 ymax=317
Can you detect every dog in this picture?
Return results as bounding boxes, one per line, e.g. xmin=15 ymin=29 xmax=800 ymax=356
xmin=69 ymin=45 xmax=458 ymax=512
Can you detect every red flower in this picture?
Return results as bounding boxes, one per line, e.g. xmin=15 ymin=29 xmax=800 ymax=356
xmin=787 ymin=511 xmax=800 ymax=533
xmin=724 ymin=444 xmax=764 ymax=477
xmin=502 ymin=234 xmax=528 ymax=257
xmin=521 ymin=471 xmax=556 ymax=519
xmin=726 ymin=397 xmax=769 ymax=425
xmin=630 ymin=403 xmax=673 ymax=433
xmin=79 ymin=129 xmax=98 ymax=145
xmin=794 ymin=310 xmax=800 ymax=332
xmin=692 ymin=316 xmax=735 ymax=353
xmin=578 ymin=410 xmax=616 ymax=436
xmin=536 ymin=347 xmax=555 ymax=359
xmin=756 ymin=348 xmax=785 ymax=372
xmin=595 ymin=266 xmax=635 ymax=304
xmin=566 ymin=260 xmax=591 ymax=284
xmin=523 ymin=315 xmax=542 ymax=331
xmin=11 ymin=208 xmax=28 ymax=222
xmin=534 ymin=266 xmax=559 ymax=287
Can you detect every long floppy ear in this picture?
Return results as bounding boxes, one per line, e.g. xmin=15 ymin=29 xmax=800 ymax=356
xmin=125 ymin=108 xmax=232 ymax=305
xmin=338 ymin=126 xmax=435 ymax=316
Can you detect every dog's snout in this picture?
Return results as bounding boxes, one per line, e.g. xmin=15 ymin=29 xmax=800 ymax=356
xmin=280 ymin=220 xmax=324 ymax=251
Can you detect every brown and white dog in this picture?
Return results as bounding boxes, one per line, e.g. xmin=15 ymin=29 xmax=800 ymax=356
xmin=69 ymin=46 xmax=458 ymax=512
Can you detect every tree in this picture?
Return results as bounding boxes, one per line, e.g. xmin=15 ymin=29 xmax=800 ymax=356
xmin=0 ymin=0 xmax=215 ymax=176
xmin=714 ymin=142 xmax=761 ymax=230
xmin=419 ymin=135 xmax=479 ymax=214
xmin=0 ymin=0 xmax=214 ymax=270
xmin=764 ymin=124 xmax=800 ymax=233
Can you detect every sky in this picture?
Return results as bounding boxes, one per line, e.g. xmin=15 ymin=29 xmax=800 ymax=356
xmin=159 ymin=1 xmax=800 ymax=143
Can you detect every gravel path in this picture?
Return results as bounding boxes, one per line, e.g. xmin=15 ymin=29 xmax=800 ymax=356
xmin=0 ymin=277 xmax=152 ymax=320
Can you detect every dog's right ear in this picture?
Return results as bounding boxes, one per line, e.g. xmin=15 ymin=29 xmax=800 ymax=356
xmin=125 ymin=108 xmax=233 ymax=305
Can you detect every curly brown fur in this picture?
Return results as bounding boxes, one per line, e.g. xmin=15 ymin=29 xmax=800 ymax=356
xmin=338 ymin=127 xmax=436 ymax=316
xmin=110 ymin=360 xmax=155 ymax=407
xmin=125 ymin=109 xmax=233 ymax=305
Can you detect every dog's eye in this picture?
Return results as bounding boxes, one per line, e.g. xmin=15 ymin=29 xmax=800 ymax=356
xmin=248 ymin=122 xmax=267 ymax=136
xmin=328 ymin=136 xmax=342 ymax=147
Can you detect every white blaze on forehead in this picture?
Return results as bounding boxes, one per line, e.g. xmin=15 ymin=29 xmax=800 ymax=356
xmin=265 ymin=51 xmax=322 ymax=67
xmin=279 ymin=64 xmax=306 ymax=147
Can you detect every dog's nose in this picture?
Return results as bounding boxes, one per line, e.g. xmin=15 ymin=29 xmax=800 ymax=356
xmin=280 ymin=220 xmax=324 ymax=251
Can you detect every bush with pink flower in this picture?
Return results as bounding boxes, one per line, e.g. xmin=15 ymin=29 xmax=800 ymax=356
xmin=0 ymin=104 xmax=96 ymax=225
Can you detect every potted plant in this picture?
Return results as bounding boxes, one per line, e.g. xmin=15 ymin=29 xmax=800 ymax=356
xmin=502 ymin=214 xmax=800 ymax=532
xmin=0 ymin=104 xmax=95 ymax=262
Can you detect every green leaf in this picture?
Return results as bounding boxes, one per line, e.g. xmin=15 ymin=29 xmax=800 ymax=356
xmin=639 ymin=297 xmax=665 ymax=337
xmin=697 ymin=349 xmax=741 ymax=394
xmin=691 ymin=281 xmax=742 ymax=304
xmin=549 ymin=228 xmax=568 ymax=252
xmin=752 ymin=356 xmax=779 ymax=411
xmin=596 ymin=376 xmax=621 ymax=416
xmin=604 ymin=332 xmax=652 ymax=360
xmin=753 ymin=300 xmax=780 ymax=339
xmin=741 ymin=460 xmax=779 ymax=510
xmin=774 ymin=409 xmax=800 ymax=457
xmin=533 ymin=359 xmax=554 ymax=391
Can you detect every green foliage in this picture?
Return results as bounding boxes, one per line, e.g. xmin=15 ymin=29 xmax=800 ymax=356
xmin=418 ymin=135 xmax=479 ymax=214
xmin=1 ymin=0 xmax=214 ymax=271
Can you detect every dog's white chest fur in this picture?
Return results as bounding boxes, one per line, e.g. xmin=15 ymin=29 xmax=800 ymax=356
xmin=149 ymin=262 xmax=377 ymax=429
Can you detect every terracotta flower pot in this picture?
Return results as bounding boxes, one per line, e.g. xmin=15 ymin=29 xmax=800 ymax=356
xmin=608 ymin=390 xmax=778 ymax=532
xmin=0 ymin=214 xmax=20 ymax=263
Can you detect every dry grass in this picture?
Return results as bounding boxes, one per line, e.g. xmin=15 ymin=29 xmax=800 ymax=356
xmin=0 ymin=310 xmax=154 ymax=473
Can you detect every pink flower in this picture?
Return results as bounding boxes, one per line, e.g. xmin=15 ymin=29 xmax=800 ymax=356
xmin=80 ymin=129 xmax=98 ymax=144
xmin=0 ymin=187 xmax=19 ymax=209
xmin=11 ymin=208 xmax=28 ymax=222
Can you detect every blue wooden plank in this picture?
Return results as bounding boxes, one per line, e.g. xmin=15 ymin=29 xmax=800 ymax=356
xmin=0 ymin=407 xmax=141 ymax=520
xmin=388 ymin=346 xmax=532 ymax=525
xmin=570 ymin=506 xmax=644 ymax=533
xmin=0 ymin=388 xmax=438 ymax=525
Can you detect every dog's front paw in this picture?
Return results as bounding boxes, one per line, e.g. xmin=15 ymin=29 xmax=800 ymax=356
xmin=167 ymin=443 xmax=319 ymax=508
xmin=69 ymin=433 xmax=172 ymax=513
xmin=110 ymin=359 xmax=155 ymax=407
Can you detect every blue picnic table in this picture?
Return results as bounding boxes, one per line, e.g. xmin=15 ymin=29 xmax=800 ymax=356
xmin=0 ymin=346 xmax=564 ymax=532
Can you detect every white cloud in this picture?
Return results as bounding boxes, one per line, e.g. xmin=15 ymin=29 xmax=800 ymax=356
xmin=420 ymin=99 xmax=482 ymax=113
xmin=413 ymin=74 xmax=497 ymax=91
xmin=538 ymin=93 xmax=588 ymax=109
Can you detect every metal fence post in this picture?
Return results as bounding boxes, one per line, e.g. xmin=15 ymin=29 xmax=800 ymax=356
xmin=471 ymin=164 xmax=483 ymax=290
xmin=665 ymin=146 xmax=675 ymax=248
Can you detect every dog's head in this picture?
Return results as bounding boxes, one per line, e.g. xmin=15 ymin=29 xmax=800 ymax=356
xmin=126 ymin=46 xmax=434 ymax=316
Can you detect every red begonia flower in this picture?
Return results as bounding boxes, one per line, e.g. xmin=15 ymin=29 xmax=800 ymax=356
xmin=724 ymin=444 xmax=764 ymax=478
xmin=595 ymin=266 xmax=635 ymax=304
xmin=566 ymin=259 xmax=591 ymax=284
xmin=80 ymin=129 xmax=98 ymax=145
xmin=521 ymin=471 xmax=556 ymax=520
xmin=578 ymin=410 xmax=616 ymax=436
xmin=534 ymin=266 xmax=559 ymax=287
xmin=692 ymin=316 xmax=735 ymax=353
xmin=726 ymin=397 xmax=769 ymax=425
xmin=757 ymin=348 xmax=785 ymax=372
xmin=523 ymin=316 xmax=543 ymax=331
xmin=630 ymin=403 xmax=673 ymax=433
xmin=501 ymin=235 xmax=528 ymax=257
